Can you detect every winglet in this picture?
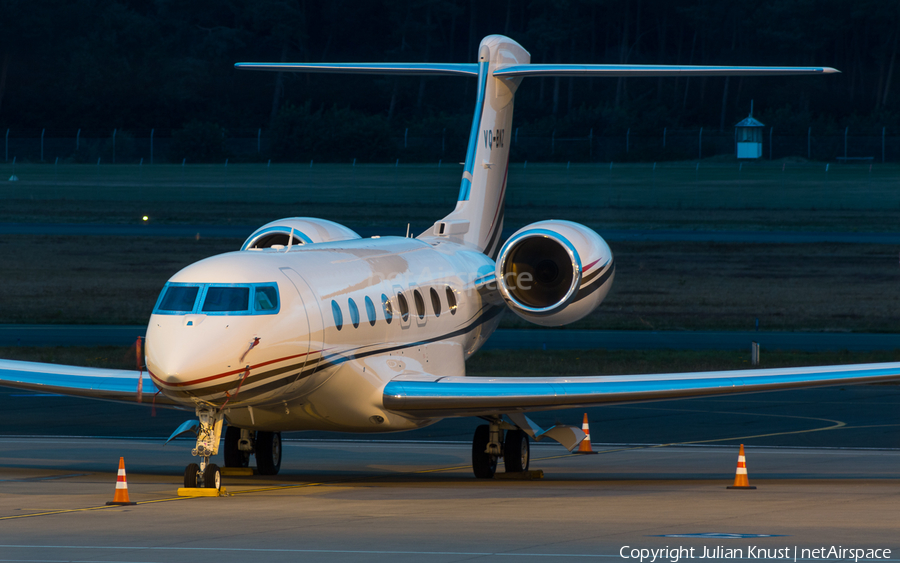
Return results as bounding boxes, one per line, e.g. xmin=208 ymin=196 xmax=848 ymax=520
xmin=507 ymin=412 xmax=586 ymax=452
xmin=165 ymin=419 xmax=199 ymax=444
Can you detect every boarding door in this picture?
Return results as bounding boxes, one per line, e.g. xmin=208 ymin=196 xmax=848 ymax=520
xmin=279 ymin=267 xmax=324 ymax=393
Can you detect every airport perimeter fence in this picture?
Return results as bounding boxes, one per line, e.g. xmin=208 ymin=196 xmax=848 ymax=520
xmin=3 ymin=126 xmax=900 ymax=164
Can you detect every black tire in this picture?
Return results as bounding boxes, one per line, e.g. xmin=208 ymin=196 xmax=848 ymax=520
xmin=224 ymin=426 xmax=250 ymax=468
xmin=203 ymin=464 xmax=222 ymax=490
xmin=184 ymin=463 xmax=200 ymax=488
xmin=471 ymin=425 xmax=497 ymax=479
xmin=504 ymin=429 xmax=530 ymax=473
xmin=256 ymin=431 xmax=282 ymax=475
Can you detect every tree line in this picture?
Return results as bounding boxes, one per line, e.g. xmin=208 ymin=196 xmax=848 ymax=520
xmin=2 ymin=0 xmax=899 ymax=161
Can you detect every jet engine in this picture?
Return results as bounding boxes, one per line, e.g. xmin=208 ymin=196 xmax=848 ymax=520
xmin=242 ymin=218 xmax=361 ymax=250
xmin=495 ymin=220 xmax=614 ymax=326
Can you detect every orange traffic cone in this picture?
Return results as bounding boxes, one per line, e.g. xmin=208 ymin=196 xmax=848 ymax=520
xmin=575 ymin=413 xmax=598 ymax=454
xmin=726 ymin=444 xmax=757 ymax=489
xmin=106 ymin=457 xmax=137 ymax=505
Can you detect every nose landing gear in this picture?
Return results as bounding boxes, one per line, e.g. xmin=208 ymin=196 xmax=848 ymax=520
xmin=182 ymin=407 xmax=224 ymax=489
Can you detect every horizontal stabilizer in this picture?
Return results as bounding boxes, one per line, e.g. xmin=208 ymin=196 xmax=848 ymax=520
xmin=235 ymin=62 xmax=478 ymax=77
xmin=493 ymin=64 xmax=840 ymax=78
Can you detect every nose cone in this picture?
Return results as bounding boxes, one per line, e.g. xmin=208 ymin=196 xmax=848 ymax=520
xmin=145 ymin=309 xmax=313 ymax=406
xmin=145 ymin=314 xmax=252 ymax=400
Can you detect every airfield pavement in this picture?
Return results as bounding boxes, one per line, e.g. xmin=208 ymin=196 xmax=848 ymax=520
xmin=0 ymin=440 xmax=899 ymax=562
xmin=1 ymin=384 xmax=899 ymax=561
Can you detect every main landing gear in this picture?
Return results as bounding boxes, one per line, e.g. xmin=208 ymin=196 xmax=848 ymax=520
xmin=472 ymin=419 xmax=530 ymax=478
xmin=223 ymin=426 xmax=282 ymax=475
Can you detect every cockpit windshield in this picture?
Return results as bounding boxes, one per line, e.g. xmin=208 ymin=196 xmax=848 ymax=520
xmin=153 ymin=283 xmax=280 ymax=316
xmin=157 ymin=285 xmax=200 ymax=313
xmin=202 ymin=287 xmax=250 ymax=312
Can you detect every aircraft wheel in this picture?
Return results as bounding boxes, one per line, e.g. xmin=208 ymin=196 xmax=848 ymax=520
xmin=184 ymin=463 xmax=200 ymax=488
xmin=504 ymin=429 xmax=530 ymax=473
xmin=204 ymin=464 xmax=222 ymax=490
xmin=471 ymin=424 xmax=497 ymax=479
xmin=224 ymin=426 xmax=250 ymax=467
xmin=256 ymin=431 xmax=282 ymax=475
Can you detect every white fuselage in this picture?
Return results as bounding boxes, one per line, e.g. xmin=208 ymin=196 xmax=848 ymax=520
xmin=145 ymin=236 xmax=501 ymax=433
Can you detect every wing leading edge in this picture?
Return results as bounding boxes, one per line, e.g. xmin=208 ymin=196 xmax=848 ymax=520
xmin=0 ymin=359 xmax=180 ymax=407
xmin=383 ymin=362 xmax=900 ymax=418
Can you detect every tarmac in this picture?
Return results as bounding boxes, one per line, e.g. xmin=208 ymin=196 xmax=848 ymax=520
xmin=0 ymin=439 xmax=899 ymax=562
xmin=1 ymin=383 xmax=899 ymax=561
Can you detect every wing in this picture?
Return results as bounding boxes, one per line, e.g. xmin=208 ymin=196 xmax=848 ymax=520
xmin=383 ymin=362 xmax=900 ymax=418
xmin=0 ymin=359 xmax=181 ymax=407
xmin=234 ymin=63 xmax=838 ymax=79
xmin=492 ymin=64 xmax=840 ymax=78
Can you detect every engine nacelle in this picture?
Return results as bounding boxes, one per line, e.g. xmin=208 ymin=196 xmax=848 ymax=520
xmin=241 ymin=218 xmax=360 ymax=250
xmin=495 ymin=220 xmax=614 ymax=327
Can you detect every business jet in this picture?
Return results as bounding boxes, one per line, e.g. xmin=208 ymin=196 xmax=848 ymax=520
xmin=1 ymin=35 xmax=896 ymax=489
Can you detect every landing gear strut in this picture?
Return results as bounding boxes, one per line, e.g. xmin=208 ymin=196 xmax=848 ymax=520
xmin=471 ymin=419 xmax=530 ymax=479
xmin=472 ymin=424 xmax=499 ymax=478
xmin=224 ymin=426 xmax=252 ymax=468
xmin=183 ymin=407 xmax=224 ymax=489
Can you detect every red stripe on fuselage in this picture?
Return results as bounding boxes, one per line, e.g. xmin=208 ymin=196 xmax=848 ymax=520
xmin=149 ymin=351 xmax=318 ymax=388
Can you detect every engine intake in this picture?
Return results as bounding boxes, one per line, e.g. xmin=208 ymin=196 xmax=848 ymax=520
xmin=499 ymin=229 xmax=581 ymax=312
xmin=496 ymin=220 xmax=614 ymax=326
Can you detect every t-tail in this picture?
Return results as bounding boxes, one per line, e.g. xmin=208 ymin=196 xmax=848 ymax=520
xmin=430 ymin=35 xmax=527 ymax=258
xmin=236 ymin=36 xmax=837 ymax=259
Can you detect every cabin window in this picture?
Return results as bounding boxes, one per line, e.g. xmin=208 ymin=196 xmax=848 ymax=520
xmin=365 ymin=296 xmax=377 ymax=326
xmin=157 ymin=285 xmax=200 ymax=313
xmin=430 ymin=288 xmax=441 ymax=317
xmin=202 ymin=287 xmax=250 ymax=313
xmin=413 ymin=289 xmax=425 ymax=319
xmin=446 ymin=286 xmax=458 ymax=314
xmin=397 ymin=292 xmax=410 ymax=322
xmin=348 ymin=298 xmax=360 ymax=329
xmin=331 ymin=300 xmax=343 ymax=331
xmin=382 ymin=294 xmax=393 ymax=324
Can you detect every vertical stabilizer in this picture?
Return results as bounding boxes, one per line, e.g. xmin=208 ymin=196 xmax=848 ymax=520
xmin=421 ymin=36 xmax=529 ymax=258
